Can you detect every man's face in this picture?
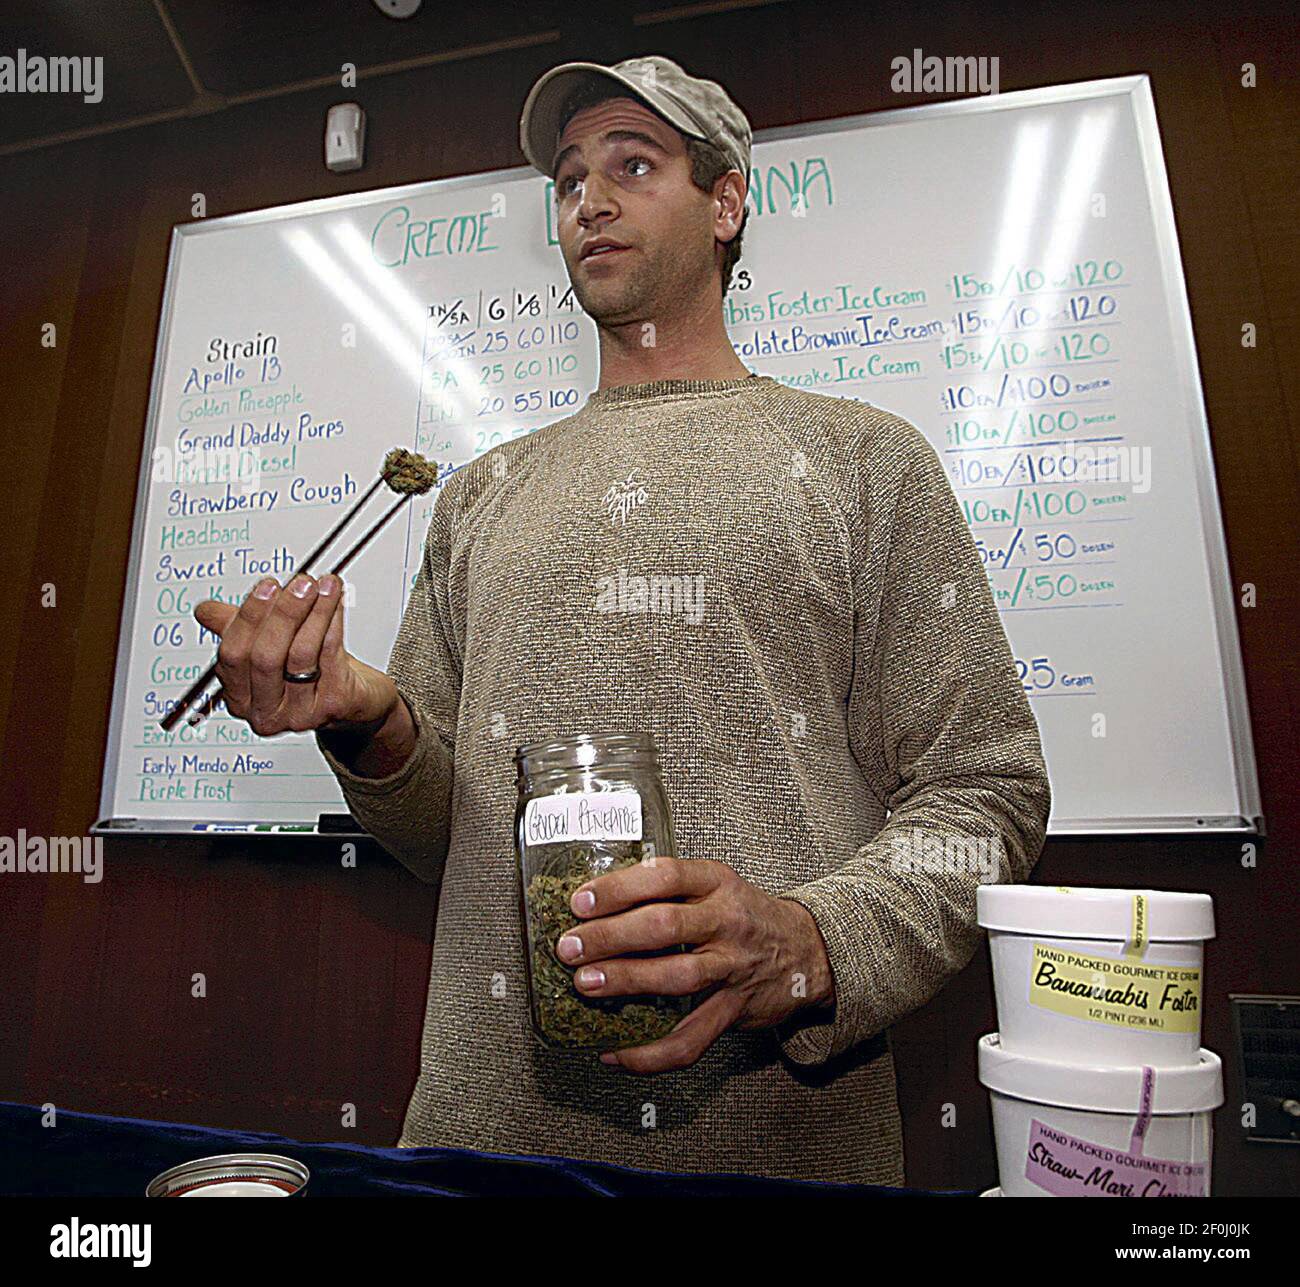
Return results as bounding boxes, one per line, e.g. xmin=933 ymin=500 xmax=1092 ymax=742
xmin=552 ymin=96 xmax=721 ymax=325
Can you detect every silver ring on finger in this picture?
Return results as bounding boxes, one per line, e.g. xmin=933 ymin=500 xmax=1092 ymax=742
xmin=284 ymin=667 xmax=321 ymax=684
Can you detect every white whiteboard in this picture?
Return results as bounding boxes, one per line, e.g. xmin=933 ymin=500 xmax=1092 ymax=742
xmin=98 ymin=75 xmax=1261 ymax=836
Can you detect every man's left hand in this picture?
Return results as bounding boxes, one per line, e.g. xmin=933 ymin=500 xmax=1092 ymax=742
xmin=554 ymin=854 xmax=835 ymax=1073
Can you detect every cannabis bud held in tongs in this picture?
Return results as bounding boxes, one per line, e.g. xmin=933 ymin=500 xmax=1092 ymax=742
xmin=159 ymin=448 xmax=441 ymax=731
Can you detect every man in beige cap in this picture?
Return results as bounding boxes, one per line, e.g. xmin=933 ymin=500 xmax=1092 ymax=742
xmin=204 ymin=53 xmax=1050 ymax=1186
xmin=516 ymin=55 xmax=756 ymax=392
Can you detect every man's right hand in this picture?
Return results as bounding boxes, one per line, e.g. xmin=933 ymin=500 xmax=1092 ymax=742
xmin=193 ymin=573 xmax=399 ymax=741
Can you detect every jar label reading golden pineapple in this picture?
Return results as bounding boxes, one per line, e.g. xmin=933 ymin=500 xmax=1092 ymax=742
xmin=1028 ymin=943 xmax=1201 ymax=1033
xmin=523 ymin=789 xmax=642 ymax=844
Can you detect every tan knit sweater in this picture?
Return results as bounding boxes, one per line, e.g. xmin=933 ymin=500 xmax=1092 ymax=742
xmin=317 ymin=373 xmax=1052 ymax=1185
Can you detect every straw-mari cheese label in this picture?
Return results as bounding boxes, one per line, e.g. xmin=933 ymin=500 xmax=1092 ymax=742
xmin=523 ymin=789 xmax=642 ymax=844
xmin=1028 ymin=943 xmax=1201 ymax=1032
xmin=1025 ymin=1119 xmax=1208 ymax=1197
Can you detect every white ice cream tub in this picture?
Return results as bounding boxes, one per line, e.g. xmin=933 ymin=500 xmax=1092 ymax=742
xmin=977 ymin=884 xmax=1214 ymax=1066
xmin=978 ymin=1033 xmax=1222 ymax=1197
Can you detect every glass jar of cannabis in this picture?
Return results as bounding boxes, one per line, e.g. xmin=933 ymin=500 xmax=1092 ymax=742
xmin=514 ymin=732 xmax=692 ymax=1053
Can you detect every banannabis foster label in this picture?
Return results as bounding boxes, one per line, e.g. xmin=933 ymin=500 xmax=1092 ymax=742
xmin=1028 ymin=942 xmax=1201 ymax=1033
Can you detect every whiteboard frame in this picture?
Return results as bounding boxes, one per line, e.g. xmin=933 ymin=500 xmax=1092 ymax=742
xmin=96 ymin=74 xmax=1262 ymax=837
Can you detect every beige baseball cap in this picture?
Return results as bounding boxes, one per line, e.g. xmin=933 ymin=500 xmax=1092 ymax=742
xmin=519 ymin=54 xmax=752 ymax=181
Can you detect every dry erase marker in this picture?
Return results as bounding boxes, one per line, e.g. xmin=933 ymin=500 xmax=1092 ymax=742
xmin=191 ymin=823 xmax=315 ymax=833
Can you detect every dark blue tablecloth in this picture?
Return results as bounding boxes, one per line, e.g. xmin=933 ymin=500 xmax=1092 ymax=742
xmin=1 ymin=1101 xmax=974 ymax=1197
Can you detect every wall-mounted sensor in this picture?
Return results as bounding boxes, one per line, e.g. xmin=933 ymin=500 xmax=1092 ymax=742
xmin=325 ymin=102 xmax=366 ymax=173
xmin=372 ymin=0 xmax=422 ymax=17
